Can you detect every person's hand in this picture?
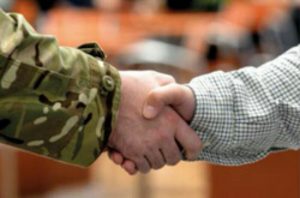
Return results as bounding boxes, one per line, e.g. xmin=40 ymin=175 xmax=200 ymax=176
xmin=108 ymin=71 xmax=201 ymax=175
xmin=143 ymin=83 xmax=196 ymax=122
xmin=108 ymin=81 xmax=200 ymax=175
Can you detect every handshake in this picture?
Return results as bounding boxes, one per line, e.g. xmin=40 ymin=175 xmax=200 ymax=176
xmin=107 ymin=71 xmax=202 ymax=175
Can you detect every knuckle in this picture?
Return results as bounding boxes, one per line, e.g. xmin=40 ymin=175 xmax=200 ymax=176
xmin=168 ymin=158 xmax=180 ymax=166
xmin=139 ymin=165 xmax=150 ymax=173
xmin=171 ymin=83 xmax=183 ymax=93
xmin=153 ymin=163 xmax=164 ymax=170
xmin=167 ymin=152 xmax=181 ymax=166
xmin=134 ymin=159 xmax=147 ymax=173
xmin=143 ymin=169 xmax=150 ymax=174
xmin=148 ymin=90 xmax=160 ymax=102
xmin=151 ymin=158 xmax=164 ymax=170
xmin=162 ymin=74 xmax=175 ymax=83
xmin=167 ymin=75 xmax=176 ymax=83
xmin=157 ymin=130 xmax=170 ymax=142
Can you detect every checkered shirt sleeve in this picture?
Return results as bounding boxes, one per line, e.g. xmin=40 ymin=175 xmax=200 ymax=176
xmin=188 ymin=45 xmax=300 ymax=166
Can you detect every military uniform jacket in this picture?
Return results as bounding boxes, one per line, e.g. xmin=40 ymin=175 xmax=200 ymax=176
xmin=0 ymin=9 xmax=121 ymax=167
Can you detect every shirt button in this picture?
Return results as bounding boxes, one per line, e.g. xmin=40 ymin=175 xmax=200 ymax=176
xmin=102 ymin=75 xmax=115 ymax=92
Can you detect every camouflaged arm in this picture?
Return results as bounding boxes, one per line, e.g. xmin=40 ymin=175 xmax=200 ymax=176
xmin=0 ymin=10 xmax=121 ymax=166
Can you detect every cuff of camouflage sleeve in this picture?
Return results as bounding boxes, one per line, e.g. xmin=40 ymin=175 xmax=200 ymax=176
xmin=66 ymin=61 xmax=121 ymax=167
xmin=78 ymin=43 xmax=121 ymax=144
xmin=101 ymin=63 xmax=121 ymax=149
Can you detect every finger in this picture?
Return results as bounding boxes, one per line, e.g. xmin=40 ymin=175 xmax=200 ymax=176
xmin=108 ymin=150 xmax=138 ymax=175
xmin=156 ymin=74 xmax=176 ymax=85
xmin=122 ymin=160 xmax=138 ymax=175
xmin=135 ymin=156 xmax=151 ymax=174
xmin=143 ymin=84 xmax=184 ymax=119
xmin=175 ymin=119 xmax=202 ymax=161
xmin=160 ymin=139 xmax=181 ymax=166
xmin=145 ymin=149 xmax=165 ymax=170
xmin=108 ymin=150 xmax=124 ymax=165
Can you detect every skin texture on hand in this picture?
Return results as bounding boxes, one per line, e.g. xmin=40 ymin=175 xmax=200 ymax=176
xmin=108 ymin=71 xmax=201 ymax=175
xmin=143 ymin=84 xmax=196 ymax=122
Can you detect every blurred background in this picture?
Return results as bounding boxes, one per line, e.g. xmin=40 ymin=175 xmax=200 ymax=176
xmin=0 ymin=0 xmax=300 ymax=197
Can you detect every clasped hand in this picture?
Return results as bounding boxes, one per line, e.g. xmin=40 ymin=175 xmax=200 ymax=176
xmin=107 ymin=71 xmax=202 ymax=175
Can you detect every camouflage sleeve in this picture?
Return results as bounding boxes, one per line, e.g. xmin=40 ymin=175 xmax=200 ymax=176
xmin=0 ymin=9 xmax=121 ymax=167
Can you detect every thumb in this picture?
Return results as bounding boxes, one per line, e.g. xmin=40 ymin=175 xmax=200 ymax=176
xmin=143 ymin=84 xmax=185 ymax=119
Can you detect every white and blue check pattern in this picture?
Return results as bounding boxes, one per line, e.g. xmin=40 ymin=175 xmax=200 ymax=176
xmin=189 ymin=45 xmax=300 ymax=166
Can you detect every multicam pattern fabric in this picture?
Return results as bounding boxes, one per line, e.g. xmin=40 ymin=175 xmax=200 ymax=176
xmin=189 ymin=45 xmax=300 ymax=166
xmin=0 ymin=9 xmax=121 ymax=167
